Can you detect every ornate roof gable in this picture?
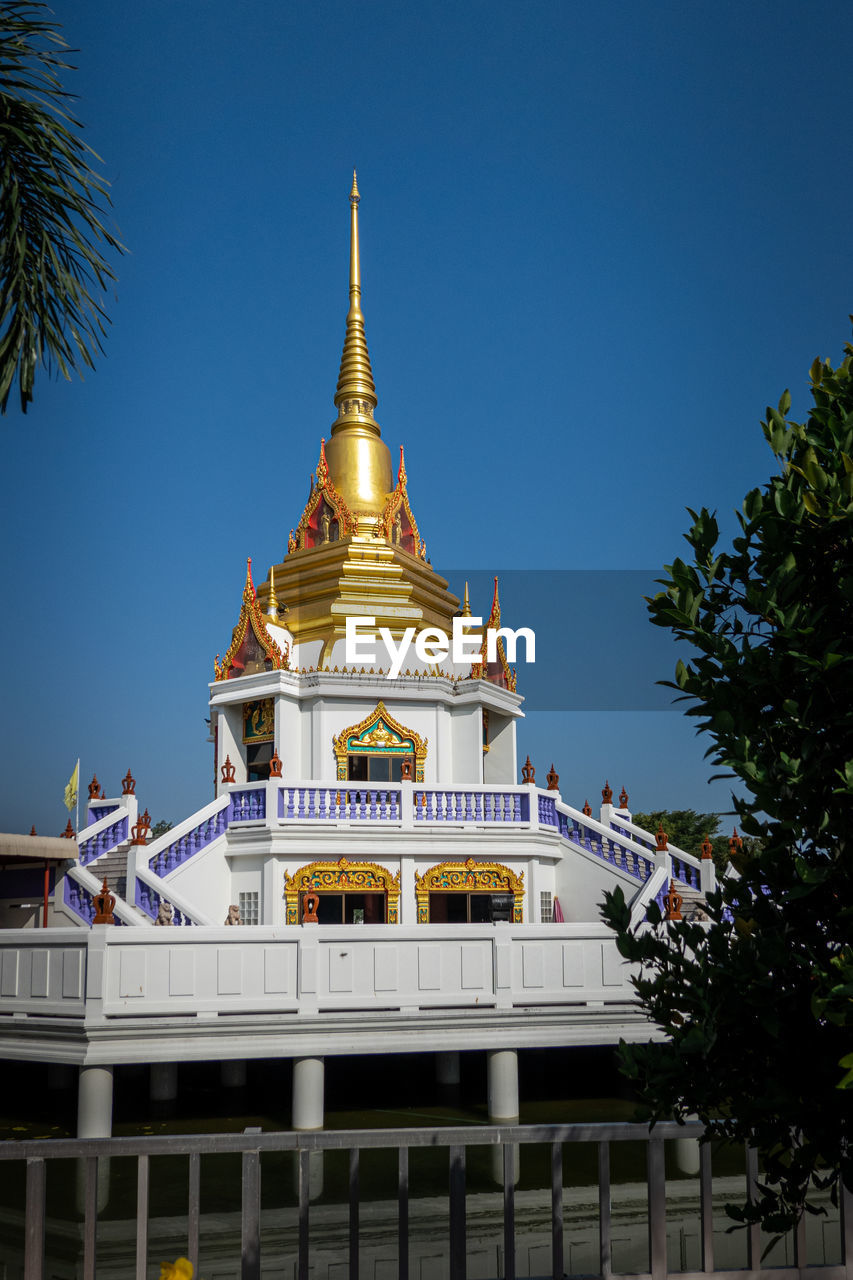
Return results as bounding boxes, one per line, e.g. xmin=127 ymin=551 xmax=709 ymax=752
xmin=373 ymin=446 xmax=425 ymax=558
xmin=288 ymin=438 xmax=358 ymax=554
xmin=470 ymin=576 xmax=517 ymax=691
xmin=214 ymin=559 xmax=290 ymax=681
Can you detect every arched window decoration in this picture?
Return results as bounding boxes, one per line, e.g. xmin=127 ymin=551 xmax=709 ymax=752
xmin=332 ymin=701 xmax=427 ymax=783
xmin=284 ymin=857 xmax=401 ymax=924
xmin=414 ymin=859 xmax=524 ymax=924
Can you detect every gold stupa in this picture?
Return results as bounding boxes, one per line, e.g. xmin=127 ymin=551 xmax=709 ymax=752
xmin=256 ymin=175 xmax=459 ymax=663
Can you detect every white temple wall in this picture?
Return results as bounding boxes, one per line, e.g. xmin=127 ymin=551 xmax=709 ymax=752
xmin=448 ymin=703 xmax=485 ymax=784
xmin=216 ymin=705 xmax=246 ymax=793
xmin=169 ymin=838 xmax=231 ymax=923
xmin=483 ymin=710 xmax=517 ymax=784
xmin=226 ymin=855 xmax=266 ymax=925
xmin=276 ymin=694 xmax=303 ymax=778
xmin=554 ymin=846 xmax=639 ymax=923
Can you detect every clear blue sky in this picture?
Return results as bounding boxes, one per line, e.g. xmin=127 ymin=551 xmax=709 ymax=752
xmin=2 ymin=0 xmax=851 ymax=834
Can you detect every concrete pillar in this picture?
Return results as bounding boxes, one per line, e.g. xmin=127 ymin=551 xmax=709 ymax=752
xmin=487 ymin=1049 xmax=519 ymax=1186
xmin=292 ymin=1057 xmax=324 ymax=1201
xmin=487 ymin=1049 xmax=519 ymax=1122
xmin=436 ymin=1051 xmax=461 ymax=1087
xmin=77 ymin=1065 xmax=113 ymax=1138
xmin=150 ymin=1062 xmax=178 ymax=1102
xmin=221 ymin=1059 xmax=247 ymax=1088
xmin=675 ymin=1115 xmax=701 ymax=1175
xmin=76 ymin=1065 xmax=113 ymax=1214
xmin=292 ymin=1057 xmax=324 ymax=1131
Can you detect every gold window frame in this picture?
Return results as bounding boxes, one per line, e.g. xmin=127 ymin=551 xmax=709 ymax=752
xmin=332 ymin=700 xmax=427 ymax=783
xmin=284 ymin=857 xmax=401 ymax=924
xmin=414 ymin=858 xmax=524 ymax=924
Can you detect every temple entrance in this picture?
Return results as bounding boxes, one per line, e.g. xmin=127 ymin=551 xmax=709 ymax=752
xmin=284 ymin=858 xmax=401 ymax=925
xmin=415 ymin=860 xmax=524 ymax=924
xmin=304 ymin=891 xmax=387 ymax=924
xmin=428 ymin=892 xmax=514 ymax=923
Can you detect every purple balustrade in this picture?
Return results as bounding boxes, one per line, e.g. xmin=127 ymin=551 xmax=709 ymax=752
xmin=556 ymin=808 xmax=654 ymax=883
xmin=135 ymin=878 xmax=195 ymax=926
xmin=412 ymin=789 xmax=528 ymax=823
xmin=86 ymin=803 xmax=120 ymax=826
xmin=63 ymin=875 xmax=125 ymax=926
xmin=79 ymin=816 xmax=129 ymax=866
xmin=229 ymin=789 xmax=266 ymax=822
xmin=277 ymin=786 xmax=401 ymax=822
xmin=538 ymin=795 xmax=558 ymax=827
xmin=148 ymin=806 xmax=229 ymax=876
xmin=671 ymin=855 xmax=700 ymax=890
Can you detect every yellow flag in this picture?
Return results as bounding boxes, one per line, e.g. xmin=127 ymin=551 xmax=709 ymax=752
xmin=63 ymin=760 xmax=79 ymax=812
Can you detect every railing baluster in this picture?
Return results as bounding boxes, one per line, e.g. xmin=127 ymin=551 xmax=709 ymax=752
xmin=550 ymin=1142 xmax=563 ymax=1280
xmin=241 ymin=1131 xmax=261 ymax=1280
xmin=349 ymin=1147 xmax=359 ymax=1280
xmin=700 ymin=1141 xmax=714 ymax=1272
xmin=398 ymin=1145 xmax=409 ymax=1280
xmin=841 ymin=1177 xmax=853 ymax=1280
xmin=449 ymin=1144 xmax=466 ymax=1280
xmin=24 ymin=1158 xmax=45 ymax=1280
xmin=599 ymin=1140 xmax=612 ymax=1280
xmin=647 ymin=1136 xmax=666 ymax=1280
xmin=187 ymin=1150 xmax=200 ymax=1272
xmin=745 ymin=1144 xmax=761 ymax=1269
xmin=298 ymin=1146 xmax=310 ymax=1280
xmin=83 ymin=1156 xmax=98 ymax=1280
xmin=135 ymin=1153 xmax=149 ymax=1280
xmin=503 ymin=1142 xmax=516 ymax=1280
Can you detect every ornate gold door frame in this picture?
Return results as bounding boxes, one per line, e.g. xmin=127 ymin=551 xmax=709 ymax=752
xmin=284 ymin=857 xmax=401 ymax=924
xmin=414 ymin=858 xmax=524 ymax=923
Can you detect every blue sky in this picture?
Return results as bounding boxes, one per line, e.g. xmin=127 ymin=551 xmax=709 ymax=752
xmin=2 ymin=0 xmax=851 ymax=834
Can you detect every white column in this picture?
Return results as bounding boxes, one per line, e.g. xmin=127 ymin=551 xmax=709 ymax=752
xmin=436 ymin=1051 xmax=461 ymax=1086
xmin=150 ymin=1062 xmax=178 ymax=1102
xmin=487 ymin=1048 xmax=519 ymax=1122
xmin=221 ymin=1060 xmax=247 ymax=1088
xmin=292 ymin=1056 xmax=324 ymax=1131
xmin=77 ymin=1065 xmax=113 ymax=1138
xmin=487 ymin=1049 xmax=519 ymax=1185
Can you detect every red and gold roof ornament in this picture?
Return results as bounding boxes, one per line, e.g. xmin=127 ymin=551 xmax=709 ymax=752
xmin=470 ymin=577 xmax=516 ymax=691
xmin=214 ymin=558 xmax=290 ymax=681
xmin=373 ymin=445 xmax=425 ymax=557
xmin=288 ymin=438 xmax=358 ymax=553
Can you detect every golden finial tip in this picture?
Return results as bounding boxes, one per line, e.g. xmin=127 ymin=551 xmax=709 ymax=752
xmin=350 ymin=169 xmax=360 ymax=203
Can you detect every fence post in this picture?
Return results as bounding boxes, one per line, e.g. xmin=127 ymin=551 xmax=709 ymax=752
xmin=241 ymin=1127 xmax=261 ymax=1280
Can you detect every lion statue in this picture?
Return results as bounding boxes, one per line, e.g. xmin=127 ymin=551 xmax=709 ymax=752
xmin=224 ymin=904 xmax=241 ymax=925
xmin=154 ymin=902 xmax=174 ymax=926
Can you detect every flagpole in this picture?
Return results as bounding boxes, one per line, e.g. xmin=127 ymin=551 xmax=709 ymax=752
xmin=76 ymin=757 xmax=80 ymax=834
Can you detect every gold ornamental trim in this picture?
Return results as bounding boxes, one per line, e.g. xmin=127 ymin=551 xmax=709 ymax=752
xmin=242 ymin=698 xmax=274 ymax=743
xmin=288 ymin=438 xmax=358 ymax=554
xmin=414 ymin=858 xmax=524 ymax=923
xmin=373 ymin=446 xmax=425 ymax=558
xmin=332 ymin=700 xmax=427 ymax=782
xmin=214 ymin=559 xmax=289 ymax=681
xmin=470 ymin=576 xmax=516 ymax=692
xmin=284 ymin=857 xmax=400 ymax=924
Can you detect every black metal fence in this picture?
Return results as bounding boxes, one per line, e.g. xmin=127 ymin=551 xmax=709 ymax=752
xmin=2 ymin=1121 xmax=851 ymax=1280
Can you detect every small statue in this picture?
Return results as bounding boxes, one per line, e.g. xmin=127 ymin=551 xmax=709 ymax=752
xmin=155 ymin=902 xmax=174 ymax=926
xmin=224 ymin=904 xmax=241 ymax=925
xmin=319 ymin=507 xmax=331 ymax=544
xmin=392 ymin=511 xmax=403 ymax=546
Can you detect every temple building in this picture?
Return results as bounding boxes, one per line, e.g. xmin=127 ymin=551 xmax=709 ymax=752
xmin=0 ymin=177 xmax=713 ymax=1149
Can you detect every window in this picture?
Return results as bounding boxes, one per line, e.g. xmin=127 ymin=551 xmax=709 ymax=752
xmin=239 ymin=891 xmax=259 ymax=925
xmin=347 ymin=753 xmax=413 ymax=782
xmin=301 ymin=891 xmax=386 ymax=924
xmin=428 ymin=891 xmax=514 ymax=923
xmin=540 ymin=891 xmax=553 ymax=923
xmin=246 ymin=741 xmax=273 ymax=781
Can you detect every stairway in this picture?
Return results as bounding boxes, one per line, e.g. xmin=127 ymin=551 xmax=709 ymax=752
xmin=88 ymin=844 xmax=130 ymax=900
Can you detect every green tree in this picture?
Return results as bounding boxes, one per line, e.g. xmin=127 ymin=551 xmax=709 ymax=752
xmin=0 ymin=2 xmax=123 ymax=413
xmin=602 ymin=335 xmax=853 ymax=1234
xmin=630 ymin=809 xmax=757 ymax=876
xmin=149 ymin=819 xmax=172 ymax=841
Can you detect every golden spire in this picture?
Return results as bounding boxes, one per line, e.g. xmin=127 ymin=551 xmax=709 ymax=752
xmin=324 ymin=173 xmax=392 ymax=517
xmin=267 ymin=564 xmax=279 ymax=621
xmin=333 ymin=169 xmax=377 ymax=421
xmin=461 ymin=581 xmax=472 ymax=617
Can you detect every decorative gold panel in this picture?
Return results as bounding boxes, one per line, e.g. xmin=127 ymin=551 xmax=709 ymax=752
xmin=243 ymin=698 xmax=274 ymax=743
xmin=283 ymin=856 xmax=401 ymax=924
xmin=414 ymin=858 xmax=524 ymax=923
xmin=332 ymin=700 xmax=427 ymax=783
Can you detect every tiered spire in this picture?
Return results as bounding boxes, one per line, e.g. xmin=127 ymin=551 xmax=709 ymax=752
xmin=333 ymin=169 xmax=377 ymax=421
